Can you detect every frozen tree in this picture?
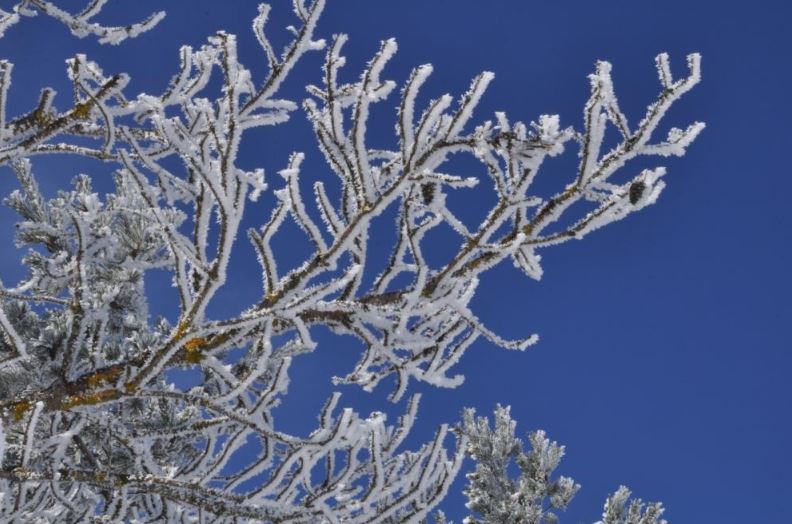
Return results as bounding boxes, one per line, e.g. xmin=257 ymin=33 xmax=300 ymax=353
xmin=460 ymin=406 xmax=580 ymax=524
xmin=460 ymin=407 xmax=668 ymax=524
xmin=0 ymin=1 xmax=701 ymax=521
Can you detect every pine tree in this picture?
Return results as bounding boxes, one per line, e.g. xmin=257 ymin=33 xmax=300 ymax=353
xmin=0 ymin=1 xmax=702 ymax=521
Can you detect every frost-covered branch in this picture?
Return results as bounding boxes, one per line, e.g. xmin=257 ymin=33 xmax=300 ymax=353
xmin=0 ymin=1 xmax=700 ymax=520
xmin=0 ymin=0 xmax=165 ymax=44
xmin=461 ymin=406 xmax=580 ymax=524
xmin=462 ymin=407 xmax=667 ymax=524
xmin=597 ymin=486 xmax=667 ymax=524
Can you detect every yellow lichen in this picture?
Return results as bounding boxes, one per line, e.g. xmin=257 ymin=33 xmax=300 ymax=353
xmin=183 ymin=337 xmax=207 ymax=364
xmin=12 ymin=401 xmax=33 ymax=422
xmin=71 ymin=101 xmax=93 ymax=120
xmin=86 ymin=367 xmax=123 ymax=388
xmin=174 ymin=320 xmax=190 ymax=340
xmin=61 ymin=395 xmax=81 ymax=409
xmin=184 ymin=337 xmax=207 ymax=351
xmin=33 ymin=109 xmax=54 ymax=127
xmin=61 ymin=389 xmax=117 ymax=410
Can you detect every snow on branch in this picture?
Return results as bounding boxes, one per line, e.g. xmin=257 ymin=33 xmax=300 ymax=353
xmin=462 ymin=406 xmax=667 ymax=524
xmin=0 ymin=2 xmax=701 ymax=520
xmin=0 ymin=0 xmax=165 ymax=44
xmin=598 ymin=486 xmax=668 ymax=524
xmin=462 ymin=406 xmax=580 ymax=524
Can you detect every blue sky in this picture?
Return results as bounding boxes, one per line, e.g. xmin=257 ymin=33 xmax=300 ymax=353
xmin=1 ymin=0 xmax=790 ymax=522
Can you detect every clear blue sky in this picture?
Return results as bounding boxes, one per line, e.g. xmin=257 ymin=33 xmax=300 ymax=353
xmin=1 ymin=1 xmax=790 ymax=522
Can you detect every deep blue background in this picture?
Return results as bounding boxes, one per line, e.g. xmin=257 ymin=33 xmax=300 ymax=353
xmin=1 ymin=1 xmax=790 ymax=522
